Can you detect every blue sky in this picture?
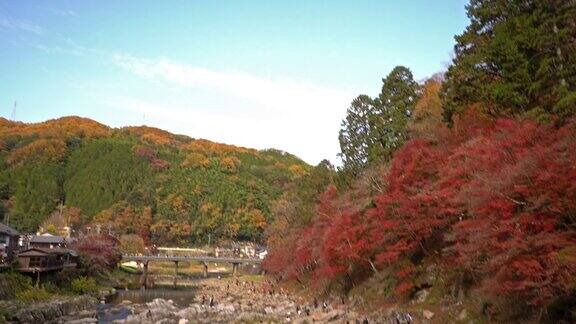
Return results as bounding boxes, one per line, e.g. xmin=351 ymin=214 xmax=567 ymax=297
xmin=0 ymin=0 xmax=469 ymax=164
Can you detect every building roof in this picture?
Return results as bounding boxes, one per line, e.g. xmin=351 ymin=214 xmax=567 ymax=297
xmin=29 ymin=235 xmax=66 ymax=244
xmin=17 ymin=247 xmax=78 ymax=257
xmin=0 ymin=223 xmax=19 ymax=236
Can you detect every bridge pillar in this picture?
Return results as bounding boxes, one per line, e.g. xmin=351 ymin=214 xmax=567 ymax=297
xmin=202 ymin=262 xmax=208 ymax=278
xmin=173 ymin=261 xmax=179 ymax=288
xmin=232 ymin=262 xmax=239 ymax=277
xmin=141 ymin=261 xmax=149 ymax=290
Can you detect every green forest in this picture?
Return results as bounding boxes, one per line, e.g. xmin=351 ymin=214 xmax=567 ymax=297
xmin=0 ymin=116 xmax=315 ymax=244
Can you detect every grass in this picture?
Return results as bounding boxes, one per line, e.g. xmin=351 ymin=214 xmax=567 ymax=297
xmin=148 ymin=261 xmax=232 ymax=277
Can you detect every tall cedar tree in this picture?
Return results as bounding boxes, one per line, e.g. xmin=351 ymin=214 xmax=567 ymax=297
xmin=338 ymin=95 xmax=373 ymax=174
xmin=338 ymin=66 xmax=419 ymax=174
xmin=370 ymin=66 xmax=420 ymax=162
xmin=442 ymin=0 xmax=576 ymax=122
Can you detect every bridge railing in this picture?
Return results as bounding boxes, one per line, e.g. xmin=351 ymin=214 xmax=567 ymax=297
xmin=120 ymin=254 xmax=263 ymax=263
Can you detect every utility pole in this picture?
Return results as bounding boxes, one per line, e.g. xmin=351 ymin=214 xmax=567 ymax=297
xmin=11 ymin=101 xmax=17 ymax=121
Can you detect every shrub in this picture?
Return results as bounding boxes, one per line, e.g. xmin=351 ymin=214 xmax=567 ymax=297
xmin=51 ymin=268 xmax=81 ymax=289
xmin=16 ymin=287 xmax=51 ymax=303
xmin=0 ymin=271 xmax=33 ymax=300
xmin=71 ymin=276 xmax=98 ymax=295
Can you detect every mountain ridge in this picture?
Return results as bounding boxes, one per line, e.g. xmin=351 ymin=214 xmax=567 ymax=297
xmin=0 ymin=115 xmax=310 ymax=244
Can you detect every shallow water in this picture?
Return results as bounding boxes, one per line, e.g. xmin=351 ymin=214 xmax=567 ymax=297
xmin=109 ymin=288 xmax=197 ymax=306
xmin=97 ymin=288 xmax=197 ymax=323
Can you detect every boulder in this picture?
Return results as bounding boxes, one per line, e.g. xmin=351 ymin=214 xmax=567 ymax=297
xmin=458 ymin=309 xmax=468 ymax=320
xmin=415 ymin=289 xmax=430 ymax=303
xmin=264 ymin=306 xmax=275 ymax=314
xmin=215 ymin=304 xmax=235 ymax=315
xmin=14 ymin=295 xmax=97 ymax=323
xmin=423 ymin=309 xmax=435 ymax=320
xmin=325 ymin=309 xmax=345 ymax=321
xmin=66 ymin=318 xmax=98 ymax=324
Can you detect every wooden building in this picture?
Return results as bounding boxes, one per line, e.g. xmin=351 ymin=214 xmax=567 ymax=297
xmin=17 ymin=248 xmax=78 ymax=273
xmin=0 ymin=223 xmax=20 ymax=266
xmin=28 ymin=234 xmax=73 ymax=249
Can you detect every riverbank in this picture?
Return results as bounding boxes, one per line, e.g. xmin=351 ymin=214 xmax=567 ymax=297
xmin=0 ymin=295 xmax=98 ymax=323
xmin=99 ymin=275 xmax=421 ymax=323
xmin=3 ymin=274 xmax=421 ymax=323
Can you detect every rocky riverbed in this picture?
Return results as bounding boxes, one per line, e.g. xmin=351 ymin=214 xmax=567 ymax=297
xmin=6 ymin=277 xmax=418 ymax=323
xmin=3 ymin=295 xmax=98 ymax=323
xmin=93 ymin=277 xmax=416 ymax=323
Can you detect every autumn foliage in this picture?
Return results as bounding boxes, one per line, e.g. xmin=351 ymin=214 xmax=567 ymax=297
xmin=264 ymin=115 xmax=576 ymax=315
xmin=74 ymin=234 xmax=122 ymax=276
xmin=0 ymin=116 xmax=308 ymax=242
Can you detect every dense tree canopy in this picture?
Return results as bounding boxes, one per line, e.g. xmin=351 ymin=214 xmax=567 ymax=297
xmin=267 ymin=114 xmax=576 ymax=319
xmin=370 ymin=66 xmax=420 ymax=160
xmin=338 ymin=95 xmax=373 ymax=174
xmin=442 ymin=0 xmax=576 ymax=122
xmin=0 ymin=117 xmax=309 ymax=243
xmin=267 ymin=1 xmax=576 ymax=321
xmin=2 ymin=0 xmax=575 ymax=320
xmin=338 ymin=66 xmax=419 ymax=175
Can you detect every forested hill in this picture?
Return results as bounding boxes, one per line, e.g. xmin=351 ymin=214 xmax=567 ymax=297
xmin=0 ymin=116 xmax=314 ymax=244
xmin=263 ymin=1 xmax=576 ymax=322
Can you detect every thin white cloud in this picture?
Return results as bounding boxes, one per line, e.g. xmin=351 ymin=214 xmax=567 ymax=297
xmin=51 ymin=9 xmax=78 ymax=17
xmin=0 ymin=17 xmax=43 ymax=34
xmin=110 ymin=55 xmax=355 ymax=164
xmin=30 ymin=36 xmax=98 ymax=57
xmin=113 ymin=54 xmax=350 ymax=113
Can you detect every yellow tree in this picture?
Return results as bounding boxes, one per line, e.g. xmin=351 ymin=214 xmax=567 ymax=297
xmin=408 ymin=75 xmax=446 ymax=141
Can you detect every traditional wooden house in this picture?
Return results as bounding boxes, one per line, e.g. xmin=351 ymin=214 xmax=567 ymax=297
xmin=0 ymin=223 xmax=20 ymax=265
xmin=17 ymin=248 xmax=78 ymax=273
xmin=28 ymin=234 xmax=73 ymax=249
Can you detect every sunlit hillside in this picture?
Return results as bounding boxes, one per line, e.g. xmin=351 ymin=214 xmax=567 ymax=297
xmin=0 ymin=116 xmax=311 ymax=244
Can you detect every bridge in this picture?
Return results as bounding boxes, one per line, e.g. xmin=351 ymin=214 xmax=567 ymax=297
xmin=121 ymin=254 xmax=263 ymax=289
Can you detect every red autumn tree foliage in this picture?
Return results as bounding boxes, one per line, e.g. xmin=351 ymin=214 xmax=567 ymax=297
xmin=74 ymin=234 xmax=122 ymax=276
xmin=450 ymin=118 xmax=576 ymax=306
xmin=134 ymin=145 xmax=171 ymax=171
xmin=264 ymin=115 xmax=576 ymax=313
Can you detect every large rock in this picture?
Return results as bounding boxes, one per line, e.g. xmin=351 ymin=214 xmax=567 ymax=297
xmin=324 ymin=309 xmax=345 ymax=321
xmin=215 ymin=304 xmax=235 ymax=315
xmin=415 ymin=289 xmax=430 ymax=303
xmin=458 ymin=309 xmax=468 ymax=320
xmin=66 ymin=318 xmax=98 ymax=324
xmin=264 ymin=306 xmax=275 ymax=314
xmin=423 ymin=309 xmax=435 ymax=320
xmin=13 ymin=295 xmax=97 ymax=323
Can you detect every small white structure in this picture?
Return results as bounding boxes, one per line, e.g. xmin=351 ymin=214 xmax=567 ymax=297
xmin=241 ymin=245 xmax=256 ymax=258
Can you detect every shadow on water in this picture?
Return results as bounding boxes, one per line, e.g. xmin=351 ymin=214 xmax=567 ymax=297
xmin=97 ymin=287 xmax=198 ymax=323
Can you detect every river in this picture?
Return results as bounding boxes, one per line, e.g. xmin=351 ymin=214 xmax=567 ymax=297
xmin=89 ymin=277 xmax=384 ymax=323
xmin=98 ymin=288 xmax=198 ymax=323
